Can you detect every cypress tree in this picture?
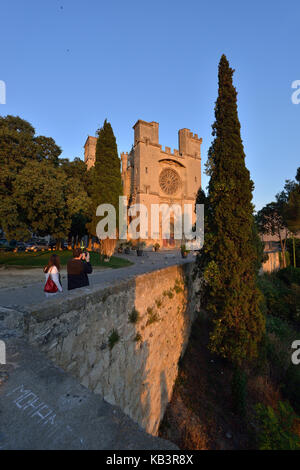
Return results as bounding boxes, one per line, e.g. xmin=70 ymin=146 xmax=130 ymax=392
xmin=196 ymin=55 xmax=265 ymax=366
xmin=88 ymin=119 xmax=123 ymax=239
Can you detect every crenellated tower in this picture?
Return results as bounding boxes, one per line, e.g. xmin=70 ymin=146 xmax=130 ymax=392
xmin=84 ymin=119 xmax=202 ymax=247
xmin=84 ymin=136 xmax=97 ymax=170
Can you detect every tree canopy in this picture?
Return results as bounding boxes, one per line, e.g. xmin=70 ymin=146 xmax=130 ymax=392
xmin=284 ymin=168 xmax=300 ymax=235
xmin=256 ymin=171 xmax=300 ymax=268
xmin=0 ymin=115 xmax=91 ymax=243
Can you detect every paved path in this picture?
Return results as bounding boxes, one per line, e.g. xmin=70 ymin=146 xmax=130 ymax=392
xmin=0 ymin=337 xmax=178 ymax=450
xmin=0 ymin=251 xmax=194 ymax=309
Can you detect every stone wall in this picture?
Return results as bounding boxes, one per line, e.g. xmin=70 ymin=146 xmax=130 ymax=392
xmin=24 ymin=262 xmax=199 ymax=435
xmin=261 ymin=251 xmax=281 ymax=273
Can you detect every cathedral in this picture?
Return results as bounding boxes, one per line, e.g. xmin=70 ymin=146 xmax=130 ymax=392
xmin=84 ymin=120 xmax=202 ymax=248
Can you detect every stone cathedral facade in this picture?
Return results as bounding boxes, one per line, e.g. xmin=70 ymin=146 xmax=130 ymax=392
xmin=84 ymin=120 xmax=202 ymax=248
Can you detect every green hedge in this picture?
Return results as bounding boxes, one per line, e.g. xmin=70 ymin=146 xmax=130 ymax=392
xmin=255 ymin=401 xmax=300 ymax=450
xmin=277 ymin=266 xmax=300 ymax=286
xmin=258 ymin=268 xmax=300 ymax=324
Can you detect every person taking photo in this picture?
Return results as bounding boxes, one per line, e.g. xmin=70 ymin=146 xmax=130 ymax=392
xmin=67 ymin=248 xmax=93 ymax=291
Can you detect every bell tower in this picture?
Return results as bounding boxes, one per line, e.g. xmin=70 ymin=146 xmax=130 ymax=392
xmin=84 ymin=136 xmax=97 ymax=170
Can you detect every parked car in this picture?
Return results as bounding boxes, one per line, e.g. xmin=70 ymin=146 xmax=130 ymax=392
xmin=24 ymin=241 xmax=34 ymax=250
xmin=48 ymin=240 xmax=57 ymax=250
xmin=15 ymin=242 xmax=27 ymax=252
xmin=25 ymin=240 xmax=49 ymax=252
xmin=25 ymin=243 xmax=37 ymax=252
xmin=36 ymin=241 xmax=49 ymax=251
xmin=0 ymin=239 xmax=9 ymax=251
xmin=0 ymin=239 xmax=17 ymax=252
xmin=47 ymin=240 xmax=68 ymax=250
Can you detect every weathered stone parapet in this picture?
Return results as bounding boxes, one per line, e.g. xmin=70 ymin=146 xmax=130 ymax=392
xmin=11 ymin=262 xmax=199 ymax=436
xmin=0 ymin=306 xmax=29 ymax=338
xmin=0 ymin=337 xmax=178 ymax=450
xmin=260 ymin=251 xmax=281 ymax=273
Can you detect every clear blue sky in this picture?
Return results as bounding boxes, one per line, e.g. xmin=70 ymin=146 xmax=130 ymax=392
xmin=1 ymin=0 xmax=299 ymax=210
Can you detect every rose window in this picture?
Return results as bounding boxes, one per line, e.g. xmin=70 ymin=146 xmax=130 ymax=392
xmin=159 ymin=168 xmax=181 ymax=195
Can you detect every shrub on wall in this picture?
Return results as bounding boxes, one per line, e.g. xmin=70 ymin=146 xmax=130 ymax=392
xmin=146 ymin=307 xmax=160 ymax=326
xmin=128 ymin=308 xmax=139 ymax=323
xmin=108 ymin=329 xmax=120 ymax=350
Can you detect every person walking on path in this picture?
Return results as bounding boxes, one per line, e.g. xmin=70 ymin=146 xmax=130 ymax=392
xmin=43 ymin=254 xmax=63 ymax=298
xmin=67 ymin=248 xmax=93 ymax=291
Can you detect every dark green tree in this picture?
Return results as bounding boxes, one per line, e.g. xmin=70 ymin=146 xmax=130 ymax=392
xmin=60 ymin=157 xmax=90 ymax=184
xmin=195 ymin=55 xmax=265 ymax=366
xmin=88 ymin=120 xmax=123 ymax=239
xmin=0 ymin=115 xmax=62 ymax=236
xmin=0 ymin=115 xmax=94 ymax=245
xmin=0 ymin=115 xmax=36 ymax=198
xmin=0 ymin=116 xmax=62 ymax=191
xmin=256 ymin=200 xmax=288 ymax=267
xmin=60 ymin=157 xmax=93 ymax=245
xmin=256 ymin=174 xmax=299 ymax=268
xmin=34 ymin=135 xmax=61 ymax=165
xmin=284 ymin=168 xmax=300 ymax=267
xmin=8 ymin=160 xmax=90 ymax=242
xmin=195 ymin=187 xmax=207 ymax=209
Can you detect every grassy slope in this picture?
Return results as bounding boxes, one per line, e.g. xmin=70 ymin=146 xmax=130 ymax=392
xmin=0 ymin=250 xmax=133 ymax=269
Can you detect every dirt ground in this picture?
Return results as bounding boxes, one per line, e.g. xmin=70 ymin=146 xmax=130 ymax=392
xmin=0 ymin=266 xmax=109 ymax=290
xmin=0 ymin=266 xmax=69 ymax=289
xmin=158 ymin=313 xmax=281 ymax=450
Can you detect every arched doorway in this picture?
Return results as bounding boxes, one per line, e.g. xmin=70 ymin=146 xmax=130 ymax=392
xmin=162 ymin=221 xmax=175 ymax=248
